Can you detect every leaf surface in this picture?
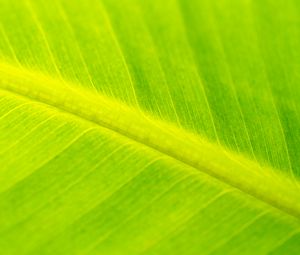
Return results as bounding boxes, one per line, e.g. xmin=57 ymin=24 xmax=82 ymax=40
xmin=0 ymin=0 xmax=299 ymax=254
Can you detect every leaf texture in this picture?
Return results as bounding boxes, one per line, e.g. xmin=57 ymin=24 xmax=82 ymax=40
xmin=0 ymin=0 xmax=299 ymax=254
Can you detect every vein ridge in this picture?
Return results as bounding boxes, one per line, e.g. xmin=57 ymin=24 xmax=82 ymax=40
xmin=1 ymin=60 xmax=300 ymax=221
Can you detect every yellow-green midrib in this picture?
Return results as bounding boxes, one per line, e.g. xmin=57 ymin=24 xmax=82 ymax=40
xmin=0 ymin=61 xmax=300 ymax=221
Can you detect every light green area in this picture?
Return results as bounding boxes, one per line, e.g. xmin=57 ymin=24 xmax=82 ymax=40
xmin=0 ymin=0 xmax=299 ymax=254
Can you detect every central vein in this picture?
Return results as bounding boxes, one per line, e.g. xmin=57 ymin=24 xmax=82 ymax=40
xmin=0 ymin=61 xmax=300 ymax=220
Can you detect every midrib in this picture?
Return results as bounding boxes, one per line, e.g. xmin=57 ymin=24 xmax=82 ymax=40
xmin=0 ymin=61 xmax=300 ymax=221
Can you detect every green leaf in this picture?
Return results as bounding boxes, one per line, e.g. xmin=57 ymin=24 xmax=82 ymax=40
xmin=0 ymin=0 xmax=299 ymax=254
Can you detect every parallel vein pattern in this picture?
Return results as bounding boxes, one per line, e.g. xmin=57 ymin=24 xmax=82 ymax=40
xmin=0 ymin=0 xmax=299 ymax=254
